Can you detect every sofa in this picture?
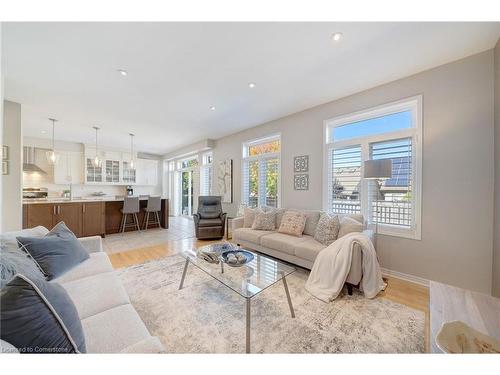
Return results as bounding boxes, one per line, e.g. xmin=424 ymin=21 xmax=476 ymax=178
xmin=0 ymin=226 xmax=164 ymax=354
xmin=232 ymin=210 xmax=374 ymax=292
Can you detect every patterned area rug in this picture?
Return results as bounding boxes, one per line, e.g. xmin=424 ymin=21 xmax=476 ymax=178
xmin=117 ymin=255 xmax=425 ymax=353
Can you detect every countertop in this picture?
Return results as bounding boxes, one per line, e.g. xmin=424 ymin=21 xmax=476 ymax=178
xmin=23 ymin=196 xmax=167 ymax=204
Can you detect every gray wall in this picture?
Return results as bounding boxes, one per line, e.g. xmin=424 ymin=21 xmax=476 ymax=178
xmin=493 ymin=40 xmax=500 ymax=297
xmin=2 ymin=100 xmax=23 ymax=232
xmin=214 ymin=50 xmax=495 ymax=294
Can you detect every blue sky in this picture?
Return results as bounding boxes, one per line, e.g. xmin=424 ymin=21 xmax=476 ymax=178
xmin=333 ymin=111 xmax=412 ymax=142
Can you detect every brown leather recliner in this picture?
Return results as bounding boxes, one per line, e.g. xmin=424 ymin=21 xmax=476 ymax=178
xmin=193 ymin=196 xmax=227 ymax=239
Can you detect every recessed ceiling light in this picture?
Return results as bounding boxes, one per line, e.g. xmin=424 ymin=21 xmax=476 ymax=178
xmin=117 ymin=69 xmax=128 ymax=76
xmin=331 ymin=32 xmax=343 ymax=42
xmin=248 ymin=82 xmax=256 ymax=88
xmin=209 ymin=105 xmax=216 ymax=111
xmin=41 ymin=130 xmax=46 ymax=134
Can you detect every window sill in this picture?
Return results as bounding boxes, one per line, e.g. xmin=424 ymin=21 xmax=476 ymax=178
xmin=372 ymin=223 xmax=421 ymax=240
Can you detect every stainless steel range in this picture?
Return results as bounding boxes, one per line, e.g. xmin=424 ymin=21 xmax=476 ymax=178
xmin=23 ymin=187 xmax=49 ymax=200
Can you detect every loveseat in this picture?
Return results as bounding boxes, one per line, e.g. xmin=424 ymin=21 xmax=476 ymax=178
xmin=232 ymin=210 xmax=374 ymax=291
xmin=0 ymin=226 xmax=164 ymax=354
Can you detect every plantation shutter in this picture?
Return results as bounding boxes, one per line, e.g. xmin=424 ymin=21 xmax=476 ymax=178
xmin=328 ymin=145 xmax=362 ymax=214
xmin=369 ymin=137 xmax=412 ymax=227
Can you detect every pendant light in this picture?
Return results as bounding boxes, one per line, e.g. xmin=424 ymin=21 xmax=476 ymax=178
xmin=45 ymin=118 xmax=60 ymax=165
xmin=92 ymin=126 xmax=102 ymax=168
xmin=129 ymin=133 xmax=136 ymax=170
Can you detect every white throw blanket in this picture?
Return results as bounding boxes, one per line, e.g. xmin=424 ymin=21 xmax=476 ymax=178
xmin=305 ymin=232 xmax=386 ymax=302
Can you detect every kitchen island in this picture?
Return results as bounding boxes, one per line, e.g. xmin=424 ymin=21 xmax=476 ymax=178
xmin=23 ymin=197 xmax=169 ymax=237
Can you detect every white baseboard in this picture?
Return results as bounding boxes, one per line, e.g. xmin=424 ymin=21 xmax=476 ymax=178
xmin=380 ymin=267 xmax=429 ymax=287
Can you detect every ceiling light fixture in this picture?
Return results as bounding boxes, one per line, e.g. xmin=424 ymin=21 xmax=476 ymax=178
xmin=209 ymin=105 xmax=216 ymax=111
xmin=92 ymin=126 xmax=102 ymax=168
xmin=45 ymin=118 xmax=60 ymax=165
xmin=248 ymin=82 xmax=256 ymax=88
xmin=129 ymin=133 xmax=136 ymax=170
xmin=331 ymin=32 xmax=343 ymax=42
xmin=117 ymin=69 xmax=128 ymax=76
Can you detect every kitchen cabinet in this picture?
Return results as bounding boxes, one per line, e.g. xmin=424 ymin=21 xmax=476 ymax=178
xmin=122 ymin=160 xmax=136 ymax=183
xmin=23 ymin=201 xmax=105 ymax=237
xmin=54 ymin=203 xmax=83 ymax=237
xmin=105 ymin=160 xmax=120 ymax=183
xmin=25 ymin=203 xmax=55 ymax=230
xmin=54 ymin=151 xmax=83 ymax=185
xmin=86 ymin=157 xmax=103 ymax=183
xmin=82 ymin=202 xmax=105 ymax=237
xmin=136 ymin=159 xmax=158 ymax=186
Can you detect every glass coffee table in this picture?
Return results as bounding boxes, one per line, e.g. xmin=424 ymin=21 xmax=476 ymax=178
xmin=179 ymin=242 xmax=296 ymax=353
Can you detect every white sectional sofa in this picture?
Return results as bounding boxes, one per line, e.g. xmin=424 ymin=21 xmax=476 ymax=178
xmin=232 ymin=210 xmax=374 ymax=289
xmin=0 ymin=226 xmax=164 ymax=354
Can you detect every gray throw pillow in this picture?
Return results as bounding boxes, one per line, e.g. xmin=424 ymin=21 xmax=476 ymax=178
xmin=314 ymin=213 xmax=340 ymax=246
xmin=0 ymin=244 xmax=45 ymax=289
xmin=0 ymin=274 xmax=86 ymax=353
xmin=17 ymin=222 xmax=89 ymax=281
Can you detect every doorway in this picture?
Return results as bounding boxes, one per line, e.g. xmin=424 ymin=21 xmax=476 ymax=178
xmin=181 ymin=170 xmax=194 ymax=216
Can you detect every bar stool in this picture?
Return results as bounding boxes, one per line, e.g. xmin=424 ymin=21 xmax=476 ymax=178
xmin=142 ymin=196 xmax=162 ymax=230
xmin=120 ymin=196 xmax=140 ymax=233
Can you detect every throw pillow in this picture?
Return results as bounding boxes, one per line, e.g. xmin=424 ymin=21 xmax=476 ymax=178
xmin=252 ymin=210 xmax=276 ymax=230
xmin=17 ymin=222 xmax=89 ymax=281
xmin=301 ymin=210 xmax=321 ymax=236
xmin=314 ymin=212 xmax=340 ymax=246
xmin=0 ymin=274 xmax=86 ymax=353
xmin=278 ymin=211 xmax=307 ymax=237
xmin=243 ymin=207 xmax=261 ymax=228
xmin=0 ymin=244 xmax=45 ymax=289
xmin=337 ymin=216 xmax=364 ymax=239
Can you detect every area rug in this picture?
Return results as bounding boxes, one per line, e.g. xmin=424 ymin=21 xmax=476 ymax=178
xmin=117 ymin=255 xmax=425 ymax=353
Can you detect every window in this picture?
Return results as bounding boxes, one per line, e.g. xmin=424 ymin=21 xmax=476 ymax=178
xmin=324 ymin=96 xmax=422 ymax=239
xmin=200 ymin=152 xmax=213 ymax=196
xmin=242 ymin=135 xmax=281 ymax=208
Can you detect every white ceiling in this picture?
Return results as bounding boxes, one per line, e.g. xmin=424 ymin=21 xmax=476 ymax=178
xmin=3 ymin=22 xmax=500 ymax=155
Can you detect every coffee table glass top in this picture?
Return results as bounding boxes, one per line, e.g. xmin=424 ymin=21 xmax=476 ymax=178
xmin=181 ymin=243 xmax=296 ymax=298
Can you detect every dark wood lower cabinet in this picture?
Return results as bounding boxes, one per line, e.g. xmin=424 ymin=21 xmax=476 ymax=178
xmin=82 ymin=202 xmax=105 ymax=237
xmin=23 ymin=199 xmax=168 ymax=237
xmin=24 ymin=202 xmax=105 ymax=238
xmin=54 ymin=202 xmax=83 ymax=237
xmin=25 ymin=203 xmax=55 ymax=230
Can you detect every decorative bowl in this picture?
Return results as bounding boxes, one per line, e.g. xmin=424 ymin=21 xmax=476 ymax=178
xmin=436 ymin=320 xmax=500 ymax=353
xmin=221 ymin=250 xmax=254 ymax=267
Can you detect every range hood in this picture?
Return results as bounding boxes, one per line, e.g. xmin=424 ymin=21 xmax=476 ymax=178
xmin=23 ymin=146 xmax=47 ymax=174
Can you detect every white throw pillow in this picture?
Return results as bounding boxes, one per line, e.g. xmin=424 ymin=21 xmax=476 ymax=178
xmin=278 ymin=211 xmax=307 ymax=237
xmin=313 ymin=212 xmax=340 ymax=246
xmin=243 ymin=207 xmax=261 ymax=228
xmin=252 ymin=210 xmax=276 ymax=230
xmin=337 ymin=216 xmax=364 ymax=239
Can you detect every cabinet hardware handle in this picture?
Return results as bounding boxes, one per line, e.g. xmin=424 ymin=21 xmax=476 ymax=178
xmin=53 ymin=205 xmax=56 ymax=215
xmin=58 ymin=205 xmax=61 ymax=215
xmin=83 ymin=204 xmax=86 ymax=213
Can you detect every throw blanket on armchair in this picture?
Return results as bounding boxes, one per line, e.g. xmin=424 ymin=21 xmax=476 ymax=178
xmin=305 ymin=232 xmax=386 ymax=302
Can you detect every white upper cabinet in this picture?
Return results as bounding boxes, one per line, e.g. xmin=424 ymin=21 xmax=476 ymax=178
xmin=54 ymin=151 xmax=84 ymax=184
xmin=82 ymin=145 xmax=157 ymax=186
xmin=136 ymin=159 xmax=158 ymax=186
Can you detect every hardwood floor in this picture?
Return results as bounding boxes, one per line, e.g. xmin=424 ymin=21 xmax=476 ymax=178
xmin=107 ymin=216 xmax=430 ymax=352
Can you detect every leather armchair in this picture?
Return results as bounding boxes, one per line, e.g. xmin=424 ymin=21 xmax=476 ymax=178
xmin=193 ymin=196 xmax=227 ymax=239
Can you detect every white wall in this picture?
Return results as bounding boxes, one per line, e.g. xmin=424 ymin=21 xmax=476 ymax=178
xmin=213 ymin=50 xmax=495 ymax=294
xmin=493 ymin=39 xmax=500 ymax=297
xmin=2 ymin=100 xmax=22 ymax=231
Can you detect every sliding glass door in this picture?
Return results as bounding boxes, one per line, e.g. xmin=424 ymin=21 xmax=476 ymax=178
xmin=181 ymin=170 xmax=194 ymax=216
